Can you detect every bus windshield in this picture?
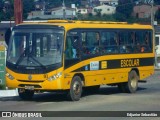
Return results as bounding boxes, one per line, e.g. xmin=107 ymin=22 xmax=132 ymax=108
xmin=7 ymin=29 xmax=64 ymax=67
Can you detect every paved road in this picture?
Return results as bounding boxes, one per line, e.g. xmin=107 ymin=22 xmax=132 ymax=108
xmin=0 ymin=71 xmax=160 ymax=120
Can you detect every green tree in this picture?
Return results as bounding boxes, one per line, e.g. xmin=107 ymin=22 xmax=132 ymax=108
xmin=46 ymin=0 xmax=62 ymax=9
xmin=94 ymin=8 xmax=102 ymax=17
xmin=23 ymin=0 xmax=35 ymax=19
xmin=1 ymin=0 xmax=14 ymax=21
xmin=154 ymin=0 xmax=160 ymax=5
xmin=155 ymin=9 xmax=160 ymax=23
xmin=116 ymin=0 xmax=134 ymax=22
xmin=0 ymin=0 xmax=4 ymax=21
xmin=46 ymin=0 xmax=79 ymax=8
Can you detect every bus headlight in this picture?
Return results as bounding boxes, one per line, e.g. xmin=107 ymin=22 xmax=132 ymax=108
xmin=48 ymin=72 xmax=62 ymax=81
xmin=6 ymin=73 xmax=15 ymax=80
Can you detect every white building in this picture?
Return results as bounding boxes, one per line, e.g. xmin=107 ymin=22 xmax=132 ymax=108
xmin=99 ymin=0 xmax=118 ymax=6
xmin=76 ymin=8 xmax=88 ymax=15
xmin=51 ymin=7 xmax=75 ymax=18
xmin=92 ymin=4 xmax=116 ymax=15
xmin=27 ymin=7 xmax=76 ymax=20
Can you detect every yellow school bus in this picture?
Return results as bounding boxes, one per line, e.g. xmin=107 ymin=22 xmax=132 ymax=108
xmin=5 ymin=20 xmax=154 ymax=101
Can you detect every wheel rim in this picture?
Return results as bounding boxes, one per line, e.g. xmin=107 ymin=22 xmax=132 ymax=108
xmin=73 ymin=81 xmax=81 ymax=95
xmin=130 ymin=76 xmax=137 ymax=89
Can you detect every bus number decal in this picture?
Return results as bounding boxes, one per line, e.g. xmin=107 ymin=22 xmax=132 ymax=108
xmin=90 ymin=61 xmax=99 ymax=70
xmin=121 ymin=59 xmax=140 ymax=68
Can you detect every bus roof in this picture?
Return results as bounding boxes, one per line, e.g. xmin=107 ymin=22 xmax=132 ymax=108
xmin=19 ymin=20 xmax=153 ymax=30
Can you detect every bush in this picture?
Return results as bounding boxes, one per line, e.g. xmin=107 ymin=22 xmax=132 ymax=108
xmin=0 ymin=84 xmax=6 ymax=90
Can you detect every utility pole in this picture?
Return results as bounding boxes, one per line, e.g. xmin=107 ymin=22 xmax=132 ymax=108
xmin=62 ymin=0 xmax=66 ymax=19
xmin=14 ymin=0 xmax=23 ymax=25
xmin=151 ymin=0 xmax=154 ymax=27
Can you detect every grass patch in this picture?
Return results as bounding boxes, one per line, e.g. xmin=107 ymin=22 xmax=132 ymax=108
xmin=0 ymin=84 xmax=6 ymax=90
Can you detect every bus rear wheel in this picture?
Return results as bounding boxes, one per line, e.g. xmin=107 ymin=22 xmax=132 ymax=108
xmin=118 ymin=70 xmax=138 ymax=93
xmin=67 ymin=76 xmax=82 ymax=101
xmin=18 ymin=88 xmax=34 ymax=100
xmin=126 ymin=70 xmax=139 ymax=93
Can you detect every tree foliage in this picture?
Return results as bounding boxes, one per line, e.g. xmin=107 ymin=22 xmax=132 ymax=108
xmin=45 ymin=0 xmax=79 ymax=9
xmin=0 ymin=0 xmax=159 ymax=22
xmin=154 ymin=0 xmax=160 ymax=5
xmin=155 ymin=9 xmax=160 ymax=23
xmin=116 ymin=0 xmax=134 ymax=22
xmin=0 ymin=0 xmax=14 ymax=21
xmin=23 ymin=0 xmax=35 ymax=19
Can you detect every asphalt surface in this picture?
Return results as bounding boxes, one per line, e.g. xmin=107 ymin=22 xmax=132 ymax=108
xmin=0 ymin=71 xmax=160 ymax=120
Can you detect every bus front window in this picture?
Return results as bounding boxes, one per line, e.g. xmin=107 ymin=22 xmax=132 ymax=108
xmin=7 ymin=29 xmax=64 ymax=67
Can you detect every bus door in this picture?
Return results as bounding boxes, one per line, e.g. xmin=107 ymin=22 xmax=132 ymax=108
xmin=65 ymin=30 xmax=81 ymax=69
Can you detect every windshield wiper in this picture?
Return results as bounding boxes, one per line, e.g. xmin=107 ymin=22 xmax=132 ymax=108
xmin=16 ymin=47 xmax=29 ymax=66
xmin=16 ymin=47 xmax=46 ymax=69
xmin=29 ymin=55 xmax=46 ymax=69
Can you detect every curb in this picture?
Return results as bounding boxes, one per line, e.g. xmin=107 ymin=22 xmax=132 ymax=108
xmin=0 ymin=89 xmax=18 ymax=98
xmin=155 ymin=67 xmax=160 ymax=71
xmin=155 ymin=69 xmax=160 ymax=71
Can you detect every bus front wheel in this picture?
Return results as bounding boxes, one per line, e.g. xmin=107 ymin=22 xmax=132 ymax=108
xmin=67 ymin=76 xmax=82 ymax=101
xmin=18 ymin=88 xmax=34 ymax=100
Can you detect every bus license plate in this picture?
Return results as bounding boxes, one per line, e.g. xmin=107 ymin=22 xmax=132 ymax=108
xmin=25 ymin=86 xmax=34 ymax=90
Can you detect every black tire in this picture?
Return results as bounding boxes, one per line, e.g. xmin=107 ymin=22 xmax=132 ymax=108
xmin=117 ymin=70 xmax=139 ymax=93
xmin=67 ymin=76 xmax=82 ymax=101
xmin=126 ymin=70 xmax=139 ymax=93
xmin=84 ymin=85 xmax=100 ymax=93
xmin=18 ymin=88 xmax=34 ymax=100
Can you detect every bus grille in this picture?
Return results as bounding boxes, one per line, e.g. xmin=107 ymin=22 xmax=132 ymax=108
xmin=18 ymin=80 xmax=44 ymax=83
xmin=19 ymin=84 xmax=42 ymax=88
xmin=14 ymin=69 xmax=46 ymax=74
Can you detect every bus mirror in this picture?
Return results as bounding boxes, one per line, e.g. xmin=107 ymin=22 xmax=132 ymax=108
xmin=5 ymin=28 xmax=11 ymax=46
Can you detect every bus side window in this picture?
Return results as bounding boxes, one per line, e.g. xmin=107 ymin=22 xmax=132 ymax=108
xmin=119 ymin=31 xmax=127 ymax=53
xmin=134 ymin=31 xmax=152 ymax=53
xmin=82 ymin=32 xmax=100 ymax=55
xmin=82 ymin=32 xmax=89 ymax=55
xmin=124 ymin=31 xmax=135 ymax=53
xmin=134 ymin=32 xmax=142 ymax=53
xmin=144 ymin=31 xmax=151 ymax=52
xmin=101 ymin=31 xmax=118 ymax=54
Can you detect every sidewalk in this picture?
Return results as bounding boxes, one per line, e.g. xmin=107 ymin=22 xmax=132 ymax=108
xmin=155 ymin=66 xmax=160 ymax=71
xmin=0 ymin=89 xmax=18 ymax=98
